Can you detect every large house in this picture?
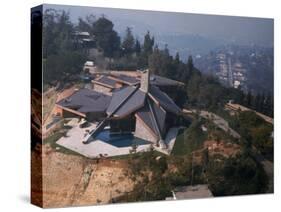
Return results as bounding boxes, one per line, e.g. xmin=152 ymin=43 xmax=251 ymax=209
xmin=56 ymin=70 xmax=184 ymax=149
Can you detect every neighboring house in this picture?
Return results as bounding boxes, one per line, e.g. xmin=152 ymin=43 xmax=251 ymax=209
xmin=72 ymin=31 xmax=95 ymax=47
xmin=83 ymin=61 xmax=97 ymax=73
xmin=165 ymin=185 xmax=213 ymax=200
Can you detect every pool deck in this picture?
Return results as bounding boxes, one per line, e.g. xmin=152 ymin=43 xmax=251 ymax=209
xmin=56 ymin=120 xmax=181 ymax=158
xmin=56 ymin=123 xmax=152 ymax=158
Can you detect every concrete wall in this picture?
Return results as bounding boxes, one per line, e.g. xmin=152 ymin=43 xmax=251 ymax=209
xmin=134 ymin=117 xmax=158 ymax=143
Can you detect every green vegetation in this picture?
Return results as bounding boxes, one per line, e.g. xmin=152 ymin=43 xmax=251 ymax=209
xmin=42 ymin=9 xmax=273 ymax=199
xmin=43 ymin=9 xmax=87 ymax=87
xmin=229 ymin=111 xmax=273 ymax=161
xmin=43 ymin=8 xmax=273 ymax=117
xmin=122 ymin=149 xmax=172 ymax=201
xmin=206 ymin=153 xmax=268 ymax=196
xmin=172 ymin=120 xmax=207 ymax=156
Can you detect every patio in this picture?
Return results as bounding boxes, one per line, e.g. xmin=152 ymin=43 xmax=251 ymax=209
xmin=56 ymin=121 xmax=152 ymax=158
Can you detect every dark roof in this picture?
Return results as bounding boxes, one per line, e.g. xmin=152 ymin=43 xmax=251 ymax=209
xmin=150 ymin=74 xmax=184 ymax=87
xmin=136 ymin=102 xmax=158 ymax=136
xmin=149 ymin=85 xmax=181 ymax=115
xmin=84 ymin=78 xmax=182 ymax=142
xmin=112 ymin=74 xmax=140 ymax=85
xmin=94 ymin=76 xmax=116 ymax=88
xmin=57 ymin=89 xmax=111 ymax=113
xmin=106 ymin=86 xmax=146 ymax=117
xmin=112 ymin=74 xmax=183 ymax=86
xmin=136 ymin=97 xmax=167 ymax=137
xmin=150 ymin=99 xmax=166 ymax=134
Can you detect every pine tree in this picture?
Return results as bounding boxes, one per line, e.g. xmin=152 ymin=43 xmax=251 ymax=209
xmin=246 ymin=91 xmax=253 ymax=108
xmin=175 ymin=52 xmax=180 ymax=64
xmin=121 ymin=27 xmax=135 ymax=55
xmin=92 ymin=17 xmax=120 ymax=57
xmin=135 ymin=39 xmax=141 ymax=55
xmin=187 ymin=55 xmax=194 ymax=71
xmin=254 ymin=93 xmax=261 ymax=111
xmin=139 ymin=31 xmax=155 ymax=68
xmin=143 ymin=31 xmax=154 ymax=55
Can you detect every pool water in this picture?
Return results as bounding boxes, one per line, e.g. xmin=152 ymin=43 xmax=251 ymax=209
xmin=96 ymin=129 xmax=151 ymax=148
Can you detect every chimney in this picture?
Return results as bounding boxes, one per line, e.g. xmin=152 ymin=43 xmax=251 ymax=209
xmin=140 ymin=69 xmax=150 ymax=93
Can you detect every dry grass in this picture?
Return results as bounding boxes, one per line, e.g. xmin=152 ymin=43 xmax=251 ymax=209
xmin=34 ymin=144 xmax=135 ymax=208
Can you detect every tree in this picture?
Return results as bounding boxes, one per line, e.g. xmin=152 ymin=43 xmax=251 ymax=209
xmin=148 ymin=45 xmax=174 ymax=78
xmin=121 ymin=27 xmax=135 ymax=55
xmin=175 ymin=52 xmax=180 ymax=64
xmin=209 ymin=153 xmax=268 ymax=196
xmin=43 ymin=9 xmax=74 ymax=57
xmin=254 ymin=93 xmax=262 ymax=111
xmin=143 ymin=31 xmax=154 ymax=54
xmin=264 ymin=93 xmax=273 ymax=117
xmin=139 ymin=31 xmax=155 ymax=68
xmin=92 ymin=17 xmax=120 ymax=57
xmin=77 ymin=18 xmax=89 ymax=31
xmin=42 ymin=9 xmax=87 ymax=85
xmin=246 ymin=91 xmax=253 ymax=108
xmin=187 ymin=55 xmax=194 ymax=71
xmin=135 ymin=39 xmax=141 ymax=55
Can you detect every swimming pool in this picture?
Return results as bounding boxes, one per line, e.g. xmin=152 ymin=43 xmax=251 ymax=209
xmin=95 ymin=129 xmax=151 ymax=148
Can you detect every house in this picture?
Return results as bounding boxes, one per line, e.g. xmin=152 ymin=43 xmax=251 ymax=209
xmin=83 ymin=61 xmax=97 ymax=73
xmin=73 ymin=31 xmax=95 ymax=46
xmin=83 ymin=70 xmax=182 ymax=148
xmin=56 ymin=89 xmax=112 ymax=122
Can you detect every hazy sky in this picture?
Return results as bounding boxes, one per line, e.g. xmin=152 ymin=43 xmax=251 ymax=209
xmin=44 ymin=4 xmax=274 ymax=47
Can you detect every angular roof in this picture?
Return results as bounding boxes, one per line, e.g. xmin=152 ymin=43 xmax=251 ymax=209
xmin=84 ymin=71 xmax=183 ymax=143
xmin=149 ymin=85 xmax=181 ymax=115
xmin=136 ymin=102 xmax=158 ymax=136
xmin=57 ymin=89 xmax=111 ymax=113
xmin=150 ymin=74 xmax=185 ymax=87
xmin=150 ymin=99 xmax=166 ymax=134
xmin=106 ymin=86 xmax=146 ymax=118
xmin=136 ymin=99 xmax=166 ymax=136
xmin=111 ymin=74 xmax=140 ymax=85
xmin=93 ymin=75 xmax=117 ymax=88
